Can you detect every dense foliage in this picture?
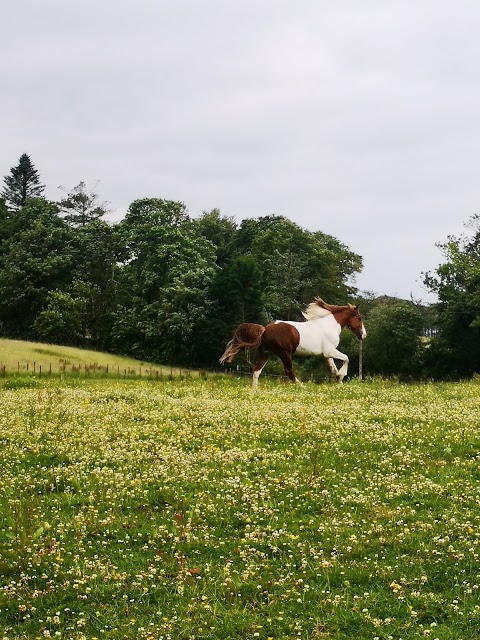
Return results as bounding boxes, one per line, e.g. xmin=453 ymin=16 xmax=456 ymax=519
xmin=1 ymin=153 xmax=479 ymax=378
xmin=423 ymin=215 xmax=480 ymax=378
xmin=0 ymin=155 xmax=364 ymax=368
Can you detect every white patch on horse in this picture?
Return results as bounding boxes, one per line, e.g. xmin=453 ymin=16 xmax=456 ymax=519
xmin=283 ymin=314 xmax=342 ymax=357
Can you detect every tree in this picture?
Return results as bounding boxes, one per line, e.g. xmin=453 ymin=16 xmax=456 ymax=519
xmin=230 ymin=215 xmax=363 ymax=320
xmin=1 ymin=153 xmax=45 ymax=211
xmin=112 ymin=198 xmax=217 ymax=363
xmin=33 ymin=289 xmax=86 ymax=345
xmin=0 ymin=198 xmax=9 ymax=257
xmin=58 ymin=181 xmax=109 ymax=227
xmin=0 ymin=199 xmax=75 ymax=337
xmin=195 ymin=254 xmax=266 ymax=364
xmin=362 ymin=301 xmax=424 ymax=378
xmin=193 ymin=208 xmax=237 ymax=265
xmin=424 ymin=217 xmax=480 ymax=377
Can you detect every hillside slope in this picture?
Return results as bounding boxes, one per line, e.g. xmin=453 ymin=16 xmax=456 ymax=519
xmin=0 ymin=338 xmax=160 ymax=374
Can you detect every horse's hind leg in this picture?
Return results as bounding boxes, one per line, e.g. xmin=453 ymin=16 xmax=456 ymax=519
xmin=279 ymin=352 xmax=301 ymax=384
xmin=252 ymin=350 xmax=269 ymax=391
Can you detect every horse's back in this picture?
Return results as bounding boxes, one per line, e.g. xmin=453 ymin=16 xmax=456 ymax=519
xmin=276 ymin=316 xmax=341 ymax=357
xmin=262 ymin=321 xmax=300 ymax=354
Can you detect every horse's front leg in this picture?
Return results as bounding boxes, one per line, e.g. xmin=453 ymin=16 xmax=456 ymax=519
xmin=326 ymin=357 xmax=339 ymax=379
xmin=326 ymin=349 xmax=349 ymax=383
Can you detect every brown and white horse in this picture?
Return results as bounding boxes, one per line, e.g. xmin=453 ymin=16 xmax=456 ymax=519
xmin=220 ymin=297 xmax=366 ymax=389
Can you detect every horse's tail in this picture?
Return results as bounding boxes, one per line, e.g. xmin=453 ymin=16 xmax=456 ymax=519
xmin=219 ymin=323 xmax=266 ymax=365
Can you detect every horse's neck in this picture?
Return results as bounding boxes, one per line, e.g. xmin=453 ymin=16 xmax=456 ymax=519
xmin=330 ymin=309 xmax=351 ymax=329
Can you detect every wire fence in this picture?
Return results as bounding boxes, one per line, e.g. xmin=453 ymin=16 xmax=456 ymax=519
xmin=0 ymin=361 xmax=210 ymax=380
xmin=0 ymin=360 xmax=280 ymax=381
xmin=0 ymin=360 xmax=363 ymax=383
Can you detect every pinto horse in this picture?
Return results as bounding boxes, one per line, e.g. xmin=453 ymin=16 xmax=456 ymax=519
xmin=219 ymin=297 xmax=366 ymax=389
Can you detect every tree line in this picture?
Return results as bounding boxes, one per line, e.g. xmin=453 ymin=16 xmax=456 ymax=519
xmin=0 ymin=153 xmax=478 ymax=379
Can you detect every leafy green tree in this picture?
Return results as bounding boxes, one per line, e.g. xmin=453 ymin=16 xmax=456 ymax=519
xmin=0 ymin=199 xmax=75 ymax=337
xmin=193 ymin=209 xmax=237 ymax=265
xmin=0 ymin=198 xmax=10 ymax=258
xmin=230 ymin=215 xmax=362 ymax=320
xmin=211 ymin=255 xmax=265 ymax=325
xmin=196 ymin=254 xmax=266 ymax=364
xmin=33 ymin=289 xmax=86 ymax=345
xmin=424 ymin=217 xmax=480 ymax=376
xmin=113 ymin=198 xmax=217 ymax=363
xmin=58 ymin=181 xmax=109 ymax=227
xmin=363 ymin=301 xmax=424 ymax=378
xmin=70 ymin=221 xmax=120 ymax=348
xmin=1 ymin=153 xmax=45 ymax=212
xmin=0 ymin=197 xmax=8 ymax=223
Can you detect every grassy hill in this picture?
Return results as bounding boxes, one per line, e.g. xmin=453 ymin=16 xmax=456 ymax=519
xmin=0 ymin=338 xmax=188 ymax=378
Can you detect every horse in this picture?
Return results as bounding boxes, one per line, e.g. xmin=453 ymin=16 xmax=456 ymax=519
xmin=219 ymin=297 xmax=366 ymax=389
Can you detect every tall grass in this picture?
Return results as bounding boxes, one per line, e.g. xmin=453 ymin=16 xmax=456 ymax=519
xmin=0 ymin=377 xmax=479 ymax=639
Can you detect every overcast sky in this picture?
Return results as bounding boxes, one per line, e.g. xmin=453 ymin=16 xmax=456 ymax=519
xmin=3 ymin=1 xmax=480 ymax=303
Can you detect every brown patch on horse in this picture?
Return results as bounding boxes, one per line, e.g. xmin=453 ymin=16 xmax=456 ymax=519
xmin=262 ymin=322 xmax=300 ymax=355
xmin=260 ymin=322 xmax=301 ymax=382
xmin=219 ymin=323 xmax=266 ymax=364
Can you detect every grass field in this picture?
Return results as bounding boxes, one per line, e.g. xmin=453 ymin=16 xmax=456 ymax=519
xmin=0 ymin=376 xmax=479 ymax=639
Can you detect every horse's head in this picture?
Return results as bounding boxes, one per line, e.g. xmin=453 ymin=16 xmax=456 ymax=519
xmin=346 ymin=305 xmax=367 ymax=341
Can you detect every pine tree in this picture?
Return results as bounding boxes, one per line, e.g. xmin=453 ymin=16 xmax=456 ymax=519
xmin=58 ymin=181 xmax=109 ymax=227
xmin=1 ymin=153 xmax=45 ymax=211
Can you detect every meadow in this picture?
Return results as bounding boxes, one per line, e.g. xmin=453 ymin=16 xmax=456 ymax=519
xmin=0 ymin=376 xmax=479 ymax=640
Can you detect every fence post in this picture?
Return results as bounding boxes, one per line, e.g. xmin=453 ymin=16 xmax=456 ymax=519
xmin=359 ymin=341 xmax=363 ymax=380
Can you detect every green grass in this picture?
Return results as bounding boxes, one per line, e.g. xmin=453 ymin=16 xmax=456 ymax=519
xmin=1 ymin=377 xmax=480 ymax=639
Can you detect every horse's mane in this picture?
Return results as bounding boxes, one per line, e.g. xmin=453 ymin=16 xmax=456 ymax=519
xmin=302 ymin=297 xmax=354 ymax=321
